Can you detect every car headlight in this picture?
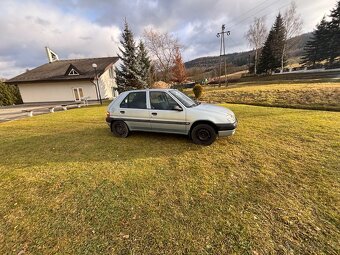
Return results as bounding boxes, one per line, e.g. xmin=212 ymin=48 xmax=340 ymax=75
xmin=226 ymin=114 xmax=235 ymax=123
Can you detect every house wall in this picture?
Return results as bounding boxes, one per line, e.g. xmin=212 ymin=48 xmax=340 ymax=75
xmin=18 ymin=81 xmax=98 ymax=103
xmin=17 ymin=66 xmax=119 ymax=103
xmin=98 ymin=67 xmax=118 ymax=99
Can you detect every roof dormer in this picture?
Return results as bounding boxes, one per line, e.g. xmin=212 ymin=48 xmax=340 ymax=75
xmin=65 ymin=64 xmax=81 ymax=76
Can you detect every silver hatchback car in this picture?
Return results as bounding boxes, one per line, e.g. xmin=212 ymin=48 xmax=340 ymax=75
xmin=106 ymin=89 xmax=237 ymax=145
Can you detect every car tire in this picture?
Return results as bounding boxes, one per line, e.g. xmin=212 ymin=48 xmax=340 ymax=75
xmin=111 ymin=120 xmax=129 ymax=138
xmin=191 ymin=124 xmax=217 ymax=146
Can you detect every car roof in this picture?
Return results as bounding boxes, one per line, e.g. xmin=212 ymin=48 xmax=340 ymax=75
xmin=124 ymin=88 xmax=175 ymax=93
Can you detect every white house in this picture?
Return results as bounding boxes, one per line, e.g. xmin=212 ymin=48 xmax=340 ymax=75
xmin=6 ymin=57 xmax=119 ymax=103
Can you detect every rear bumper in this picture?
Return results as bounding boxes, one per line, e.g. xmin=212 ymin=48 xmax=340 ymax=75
xmin=106 ymin=117 xmax=113 ymax=127
xmin=216 ymin=120 xmax=237 ymax=137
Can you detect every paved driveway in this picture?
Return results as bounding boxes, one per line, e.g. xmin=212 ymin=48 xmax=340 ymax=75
xmin=0 ymin=104 xmax=56 ymax=123
xmin=0 ymin=102 xmax=96 ymax=123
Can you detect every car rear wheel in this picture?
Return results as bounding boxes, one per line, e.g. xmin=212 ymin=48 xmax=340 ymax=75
xmin=191 ymin=124 xmax=217 ymax=146
xmin=111 ymin=120 xmax=129 ymax=138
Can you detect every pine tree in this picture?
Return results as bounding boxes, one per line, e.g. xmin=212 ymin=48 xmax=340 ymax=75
xmin=301 ymin=0 xmax=340 ymax=68
xmin=115 ymin=21 xmax=144 ymax=91
xmin=136 ymin=41 xmax=151 ymax=88
xmin=300 ymin=39 xmax=318 ymax=67
xmin=327 ymin=0 xmax=340 ymax=65
xmin=172 ymin=47 xmax=187 ymax=83
xmin=301 ymin=17 xmax=329 ymax=67
xmin=258 ymin=14 xmax=286 ymax=73
xmin=258 ymin=29 xmax=274 ymax=73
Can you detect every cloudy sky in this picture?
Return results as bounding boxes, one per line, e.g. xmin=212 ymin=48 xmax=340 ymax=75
xmin=0 ymin=0 xmax=336 ymax=78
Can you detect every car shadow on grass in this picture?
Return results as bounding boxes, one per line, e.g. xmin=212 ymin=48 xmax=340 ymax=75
xmin=0 ymin=126 xmax=202 ymax=167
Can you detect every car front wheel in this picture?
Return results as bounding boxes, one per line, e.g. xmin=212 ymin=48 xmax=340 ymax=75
xmin=191 ymin=124 xmax=217 ymax=146
xmin=111 ymin=120 xmax=129 ymax=138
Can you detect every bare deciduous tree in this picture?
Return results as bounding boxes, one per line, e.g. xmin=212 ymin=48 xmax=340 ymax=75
xmin=143 ymin=28 xmax=180 ymax=82
xmin=281 ymin=1 xmax=303 ymax=71
xmin=246 ymin=16 xmax=267 ymax=74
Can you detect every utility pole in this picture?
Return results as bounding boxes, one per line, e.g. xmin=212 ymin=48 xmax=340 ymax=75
xmin=217 ymin=25 xmax=230 ymax=87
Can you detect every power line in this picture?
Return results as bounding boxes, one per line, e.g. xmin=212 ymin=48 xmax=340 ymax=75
xmin=230 ymin=0 xmax=275 ymax=25
xmin=229 ymin=0 xmax=286 ymax=29
xmin=221 ymin=1 xmax=290 ymax=54
xmin=215 ymin=0 xmax=292 ymax=73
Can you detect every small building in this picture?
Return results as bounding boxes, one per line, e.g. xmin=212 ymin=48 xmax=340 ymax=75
xmin=6 ymin=57 xmax=119 ymax=103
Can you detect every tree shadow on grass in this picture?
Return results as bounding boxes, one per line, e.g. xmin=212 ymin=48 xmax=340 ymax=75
xmin=0 ymin=126 xmax=201 ymax=168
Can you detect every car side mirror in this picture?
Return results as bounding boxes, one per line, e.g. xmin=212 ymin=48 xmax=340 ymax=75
xmin=173 ymin=105 xmax=183 ymax=111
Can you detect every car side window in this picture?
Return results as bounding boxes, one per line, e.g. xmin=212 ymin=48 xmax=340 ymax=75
xmin=120 ymin=92 xmax=147 ymax=109
xmin=150 ymin=91 xmax=180 ymax=110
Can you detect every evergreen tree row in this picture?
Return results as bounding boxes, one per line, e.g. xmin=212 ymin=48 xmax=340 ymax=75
xmin=115 ymin=21 xmax=151 ymax=91
xmin=301 ymin=1 xmax=340 ymax=67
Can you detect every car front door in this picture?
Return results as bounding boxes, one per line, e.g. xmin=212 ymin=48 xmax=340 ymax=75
xmin=118 ymin=91 xmax=151 ymax=131
xmin=149 ymin=91 xmax=187 ymax=134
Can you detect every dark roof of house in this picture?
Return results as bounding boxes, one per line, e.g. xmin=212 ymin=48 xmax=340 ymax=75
xmin=6 ymin=57 xmax=119 ymax=84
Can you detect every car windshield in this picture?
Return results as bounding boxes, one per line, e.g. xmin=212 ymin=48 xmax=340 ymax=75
xmin=169 ymin=90 xmax=199 ymax=107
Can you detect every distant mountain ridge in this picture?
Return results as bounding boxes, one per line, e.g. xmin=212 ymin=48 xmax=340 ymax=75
xmin=184 ymin=32 xmax=312 ymax=70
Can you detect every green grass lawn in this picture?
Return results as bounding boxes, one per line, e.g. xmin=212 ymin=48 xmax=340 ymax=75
xmin=186 ymin=81 xmax=340 ymax=111
xmin=0 ymin=104 xmax=339 ymax=254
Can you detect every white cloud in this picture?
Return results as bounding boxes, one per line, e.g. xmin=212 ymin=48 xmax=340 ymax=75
xmin=0 ymin=58 xmax=20 ymax=78
xmin=0 ymin=0 xmax=120 ymax=78
xmin=0 ymin=0 xmax=338 ymax=78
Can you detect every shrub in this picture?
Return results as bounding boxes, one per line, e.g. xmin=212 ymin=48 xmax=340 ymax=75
xmin=193 ymin=84 xmax=203 ymax=99
xmin=0 ymin=82 xmax=23 ymax=106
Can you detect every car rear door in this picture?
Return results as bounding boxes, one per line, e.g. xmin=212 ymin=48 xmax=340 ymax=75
xmin=118 ymin=91 xmax=151 ymax=131
xmin=149 ymin=91 xmax=187 ymax=134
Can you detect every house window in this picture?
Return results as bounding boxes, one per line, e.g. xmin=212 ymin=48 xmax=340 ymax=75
xmin=68 ymin=69 xmax=79 ymax=75
xmin=73 ymin=87 xmax=84 ymax=101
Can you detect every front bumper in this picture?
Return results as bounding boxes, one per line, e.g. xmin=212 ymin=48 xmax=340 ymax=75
xmin=216 ymin=119 xmax=237 ymax=137
xmin=218 ymin=129 xmax=236 ymax=137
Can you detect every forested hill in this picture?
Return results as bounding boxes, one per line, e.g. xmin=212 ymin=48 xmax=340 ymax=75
xmin=184 ymin=32 xmax=312 ymax=69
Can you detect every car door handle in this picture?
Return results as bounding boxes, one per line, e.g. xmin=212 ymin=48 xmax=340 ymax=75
xmin=120 ymin=111 xmax=125 ymax=114
xmin=151 ymin=112 xmax=157 ymax=116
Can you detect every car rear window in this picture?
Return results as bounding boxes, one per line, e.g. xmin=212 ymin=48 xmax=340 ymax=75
xmin=120 ymin=92 xmax=147 ymax=109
